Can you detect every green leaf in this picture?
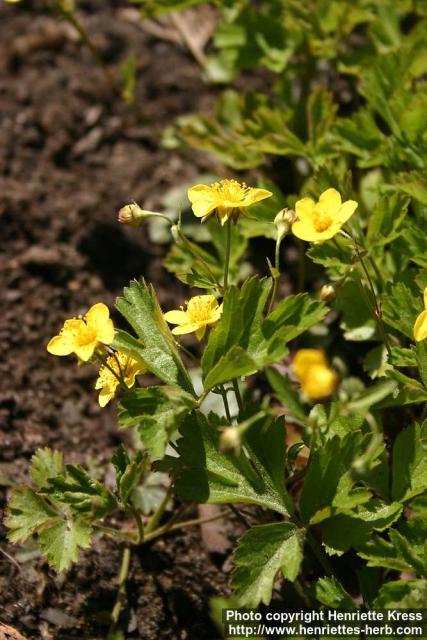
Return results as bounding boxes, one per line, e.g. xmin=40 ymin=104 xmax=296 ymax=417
xmin=201 ymin=282 xmax=327 ymax=392
xmin=44 ymin=464 xmax=117 ymax=519
xmin=315 ymin=576 xmax=355 ymax=608
xmin=320 ymin=500 xmax=403 ymax=553
xmin=39 ymin=516 xmax=92 ymax=573
xmin=366 ymin=194 xmax=409 ymax=249
xmin=6 ymin=487 xmax=58 ymax=543
xmin=232 ymin=523 xmax=303 ymax=607
xmin=115 ymin=278 xmax=195 ymax=395
xmin=382 ymin=279 xmax=421 ymax=339
xmin=392 ymin=422 xmax=427 ymax=501
xmin=118 ymin=386 xmax=197 ymax=460
xmin=165 ymin=411 xmax=292 ymax=516
xmin=112 ymin=447 xmax=146 ymax=503
xmin=395 ymin=171 xmax=427 ymax=205
xmin=358 ymin=536 xmax=414 ymax=573
xmin=266 ymin=367 xmax=306 ymax=421
xmin=416 ymin=341 xmax=427 ymax=389
xmin=374 ymin=579 xmax=427 ymax=608
xmin=30 ymin=448 xmax=64 ymax=489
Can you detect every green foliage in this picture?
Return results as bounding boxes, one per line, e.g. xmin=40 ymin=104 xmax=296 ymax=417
xmin=232 ymin=523 xmax=303 ymax=607
xmin=115 ymin=278 xmax=195 ymax=394
xmin=118 ymin=386 xmax=197 ymax=460
xmin=202 ymin=277 xmax=326 ymax=390
xmin=163 ymin=411 xmax=293 ymax=516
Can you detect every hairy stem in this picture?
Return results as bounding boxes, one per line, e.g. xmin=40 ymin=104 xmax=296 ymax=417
xmin=223 ymin=219 xmax=232 ymax=290
xmin=268 ymin=236 xmax=282 ymax=314
xmin=108 ymin=545 xmax=131 ymax=635
xmin=145 ymin=485 xmax=174 ymax=535
xmin=232 ymin=378 xmax=244 ymax=415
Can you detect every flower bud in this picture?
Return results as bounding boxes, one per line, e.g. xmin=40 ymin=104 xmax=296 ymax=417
xmin=219 ymin=426 xmax=241 ymax=453
xmin=274 ymin=208 xmax=297 ymax=239
xmin=320 ymin=284 xmax=336 ymax=302
xmin=118 ymin=203 xmax=145 ymax=227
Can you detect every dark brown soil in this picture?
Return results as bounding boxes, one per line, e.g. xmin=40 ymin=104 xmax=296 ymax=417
xmin=0 ymin=3 xmax=230 ymax=637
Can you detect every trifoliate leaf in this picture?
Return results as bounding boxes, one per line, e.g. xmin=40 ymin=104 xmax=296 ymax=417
xmin=374 ymin=579 xmax=427 ymax=608
xmin=232 ymin=523 xmax=303 ymax=607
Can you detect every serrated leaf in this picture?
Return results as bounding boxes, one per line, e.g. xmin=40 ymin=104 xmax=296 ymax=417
xmin=114 ymin=450 xmax=145 ymax=504
xmin=44 ymin=464 xmax=117 ymax=519
xmin=30 ymin=448 xmax=64 ymax=489
xmin=374 ymin=579 xmax=427 ymax=608
xmin=392 ymin=422 xmax=427 ymax=502
xmin=358 ymin=536 xmax=414 ymax=573
xmin=39 ymin=516 xmax=92 ymax=573
xmin=266 ymin=367 xmax=306 ymax=421
xmin=315 ymin=576 xmax=355 ymax=608
xmin=202 ymin=278 xmax=327 ymax=391
xmin=118 ymin=386 xmax=197 ymax=460
xmin=115 ymin=278 xmax=195 ymax=395
xmin=6 ymin=487 xmax=58 ymax=543
xmin=164 ymin=411 xmax=292 ymax=516
xmin=232 ymin=523 xmax=303 ymax=607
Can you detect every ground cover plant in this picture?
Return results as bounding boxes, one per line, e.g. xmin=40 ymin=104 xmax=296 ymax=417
xmin=2 ymin=0 xmax=427 ymax=637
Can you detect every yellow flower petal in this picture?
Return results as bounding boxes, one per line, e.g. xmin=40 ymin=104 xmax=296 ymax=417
xmin=292 ymin=219 xmax=342 ymax=242
xmin=319 ymin=188 xmax=342 ymax=213
xmin=295 ymin=197 xmax=315 ymax=221
xmin=239 ymin=188 xmax=273 ymax=207
xmin=301 ymin=364 xmax=337 ymax=399
xmin=163 ymin=310 xmax=189 ymax=325
xmin=293 ymin=349 xmax=327 ymax=381
xmin=74 ymin=342 xmax=97 ymax=362
xmin=414 ymin=309 xmax=427 ymax=341
xmin=98 ymin=387 xmax=115 ymax=407
xmin=195 ymin=325 xmax=207 ymax=341
xmin=46 ymin=334 xmax=75 ymax=356
xmin=172 ymin=322 xmax=204 ymax=335
xmin=337 ymin=199 xmax=358 ymax=223
xmin=85 ymin=302 xmax=114 ymax=344
xmin=423 ymin=287 xmax=427 ymax=310
xmin=187 ymin=185 xmax=219 ymax=218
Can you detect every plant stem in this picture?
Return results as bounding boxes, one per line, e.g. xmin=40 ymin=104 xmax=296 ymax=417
xmin=143 ymin=511 xmax=228 ymax=543
xmin=108 ymin=545 xmax=131 ymax=634
xmin=219 ymin=385 xmax=232 ymax=423
xmin=232 ymin=378 xmax=244 ymax=415
xmin=130 ymin=505 xmax=144 ymax=544
xmin=145 ymin=485 xmax=174 ymax=535
xmin=353 ymin=244 xmax=392 ymax=358
xmin=268 ymin=236 xmax=282 ymax=314
xmin=223 ymin=219 xmax=232 ymax=290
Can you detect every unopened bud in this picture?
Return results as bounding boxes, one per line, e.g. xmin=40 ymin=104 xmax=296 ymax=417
xmin=219 ymin=426 xmax=241 ymax=453
xmin=274 ymin=208 xmax=297 ymax=239
xmin=320 ymin=284 xmax=336 ymax=302
xmin=118 ymin=203 xmax=145 ymax=227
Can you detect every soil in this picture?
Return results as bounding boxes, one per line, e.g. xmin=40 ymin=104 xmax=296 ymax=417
xmin=0 ymin=2 xmax=233 ymax=637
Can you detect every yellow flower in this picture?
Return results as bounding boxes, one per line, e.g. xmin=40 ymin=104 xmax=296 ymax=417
xmin=47 ymin=303 xmax=115 ymax=362
xmin=293 ymin=349 xmax=337 ymax=400
xmin=95 ymin=351 xmax=146 ymax=407
xmin=187 ymin=179 xmax=272 ymax=226
xmin=414 ymin=287 xmax=427 ymax=341
xmin=164 ymin=295 xmax=223 ymax=340
xmin=292 ymin=188 xmax=358 ymax=242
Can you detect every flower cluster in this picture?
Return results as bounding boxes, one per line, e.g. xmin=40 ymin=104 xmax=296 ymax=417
xmin=95 ymin=351 xmax=146 ymax=407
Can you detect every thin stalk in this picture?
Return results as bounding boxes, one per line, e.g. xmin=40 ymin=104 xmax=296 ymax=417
xmin=354 ymin=245 xmax=392 ymax=358
xmin=145 ymin=485 xmax=174 ymax=535
xmin=223 ymin=219 xmax=232 ymax=290
xmin=268 ymin=236 xmax=282 ymax=314
xmin=297 ymin=239 xmax=306 ymax=293
xmin=109 ymin=546 xmax=131 ymax=634
xmin=51 ymin=1 xmax=117 ymax=95
xmin=130 ymin=505 xmax=144 ymax=544
xmin=305 ymin=530 xmax=336 ymax=578
xmin=178 ymin=229 xmax=221 ymax=291
xmin=177 ymin=342 xmax=199 ymax=363
xmin=95 ymin=525 xmax=135 ymax=541
xmin=143 ymin=511 xmax=228 ymax=543
xmin=219 ymin=384 xmax=232 ymax=423
xmin=232 ymin=378 xmax=244 ymax=415
xmin=228 ymin=504 xmax=250 ymax=528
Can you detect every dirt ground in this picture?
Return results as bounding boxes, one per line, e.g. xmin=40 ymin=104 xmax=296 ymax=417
xmin=0 ymin=2 xmax=233 ymax=638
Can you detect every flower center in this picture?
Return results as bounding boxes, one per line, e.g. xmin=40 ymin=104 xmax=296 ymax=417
xmin=313 ymin=204 xmax=333 ymax=233
xmin=187 ymin=297 xmax=215 ymax=323
xmin=75 ymin=324 xmax=98 ymax=347
xmin=211 ymin=179 xmax=247 ymax=205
